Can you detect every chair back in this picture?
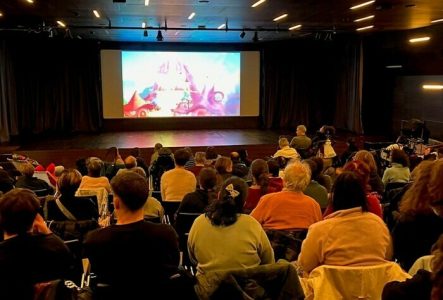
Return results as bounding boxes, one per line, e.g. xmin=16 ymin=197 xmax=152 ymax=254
xmin=300 ymin=262 xmax=411 ymax=300
xmin=265 ymin=229 xmax=308 ymax=262
xmin=162 ymin=201 xmax=181 ymax=224
xmin=76 ymin=188 xmax=109 ymax=216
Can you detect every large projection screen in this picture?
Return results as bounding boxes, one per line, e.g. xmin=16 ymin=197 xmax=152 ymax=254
xmin=101 ymin=50 xmax=260 ymax=119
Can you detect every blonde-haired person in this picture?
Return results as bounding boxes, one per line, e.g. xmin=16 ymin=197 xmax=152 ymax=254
xmin=79 ymin=157 xmax=112 ymax=194
xmin=251 ymin=160 xmax=322 ymax=230
xmin=393 ymin=160 xmax=443 ymax=270
xmin=273 ymin=138 xmax=300 ymax=160
xmin=353 ymin=150 xmax=384 ymax=195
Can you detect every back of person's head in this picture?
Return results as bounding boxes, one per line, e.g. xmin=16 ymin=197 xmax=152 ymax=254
xmin=332 ymin=171 xmax=368 ymax=212
xmin=238 ymin=149 xmax=249 ymax=161
xmin=0 ymin=188 xmax=40 ymax=235
xmin=353 ymin=150 xmax=378 ymax=174
xmin=54 ymin=165 xmax=65 ymax=177
xmin=19 ymin=162 xmax=35 ymax=178
xmin=205 ymin=147 xmax=218 ymax=160
xmin=158 ymin=147 xmax=172 ymax=156
xmin=131 ymin=167 xmax=147 ymax=178
xmin=230 ymin=151 xmax=241 ymax=163
xmin=174 ymin=148 xmax=191 ymax=167
xmin=276 ymin=156 xmax=288 ymax=170
xmin=111 ymin=172 xmax=149 ymax=211
xmin=124 ymin=155 xmax=137 ymax=169
xmin=283 ymin=161 xmax=311 ymax=192
xmin=76 ymin=158 xmax=88 ymax=176
xmin=267 ymin=158 xmax=280 ymax=177
xmin=154 ymin=143 xmax=163 ymax=152
xmin=194 ymin=152 xmax=206 ymax=165
xmin=58 ymin=169 xmax=82 ymax=196
xmin=207 ymin=177 xmax=248 ymax=226
xmin=215 ymin=156 xmax=232 ymax=174
xmin=311 ymin=157 xmax=324 ymax=173
xmin=199 ymin=168 xmax=217 ymax=191
xmin=251 ymin=159 xmax=269 ymax=194
xmin=278 ymin=137 xmax=289 ymax=149
xmin=87 ymin=157 xmax=103 ymax=177
xmin=297 ymin=125 xmax=307 ymax=135
xmin=184 ymin=147 xmax=193 ymax=157
xmin=391 ymin=149 xmax=410 ymax=167
xmin=400 ymin=160 xmax=435 ymax=214
xmin=343 ymin=160 xmax=371 ymax=192
xmin=304 ymin=159 xmax=320 ymax=181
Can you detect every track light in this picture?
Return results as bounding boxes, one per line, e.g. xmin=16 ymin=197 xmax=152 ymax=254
xmin=156 ymin=30 xmax=163 ymax=41
xmin=143 ymin=29 xmax=148 ymax=37
xmin=240 ymin=30 xmax=246 ymax=39
xmin=252 ymin=31 xmax=259 ymax=42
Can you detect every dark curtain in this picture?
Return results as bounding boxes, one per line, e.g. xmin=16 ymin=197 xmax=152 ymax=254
xmin=260 ymin=37 xmax=363 ymax=134
xmin=0 ymin=39 xmax=102 ymax=141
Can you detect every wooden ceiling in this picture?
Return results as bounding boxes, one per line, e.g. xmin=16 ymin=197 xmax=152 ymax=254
xmin=0 ymin=0 xmax=443 ymax=42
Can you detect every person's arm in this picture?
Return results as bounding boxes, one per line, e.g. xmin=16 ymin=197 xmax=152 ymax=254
xmin=297 ymin=226 xmax=322 ymax=275
xmin=382 ymin=169 xmax=390 ymax=186
xmin=250 ymin=196 xmax=268 ymax=225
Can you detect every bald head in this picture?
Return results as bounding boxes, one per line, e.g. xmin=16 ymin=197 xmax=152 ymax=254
xmin=125 ymin=156 xmax=137 ymax=169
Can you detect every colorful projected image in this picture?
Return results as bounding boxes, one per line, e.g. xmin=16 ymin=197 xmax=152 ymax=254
xmin=122 ymin=51 xmax=241 ymax=118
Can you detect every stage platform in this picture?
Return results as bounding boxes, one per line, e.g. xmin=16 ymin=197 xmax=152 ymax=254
xmin=0 ymin=129 xmax=378 ymax=168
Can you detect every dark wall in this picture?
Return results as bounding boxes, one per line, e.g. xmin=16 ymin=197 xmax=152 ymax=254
xmin=362 ymin=24 xmax=443 ymax=141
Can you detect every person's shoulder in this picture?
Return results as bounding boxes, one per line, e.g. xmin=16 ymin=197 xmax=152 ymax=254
xmin=238 ymin=214 xmax=262 ymax=227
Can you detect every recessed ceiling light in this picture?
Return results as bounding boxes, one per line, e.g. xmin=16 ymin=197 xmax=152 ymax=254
xmin=354 ymin=15 xmax=374 ymax=22
xmin=423 ymin=85 xmax=443 ymax=90
xmin=431 ymin=18 xmax=443 ymax=24
xmin=57 ymin=20 xmax=66 ymax=27
xmin=350 ymin=1 xmax=375 ymax=10
xmin=385 ymin=65 xmax=403 ymax=69
xmin=289 ymin=24 xmax=302 ymax=30
xmin=144 ymin=0 xmax=149 ymax=6
xmin=251 ymin=0 xmax=266 ymax=8
xmin=217 ymin=23 xmax=226 ymax=30
xmin=409 ymin=36 xmax=430 ymax=43
xmin=142 ymin=22 xmax=146 ymax=28
xmin=273 ymin=14 xmax=288 ymax=22
xmin=93 ymin=10 xmax=100 ymax=18
xmin=26 ymin=0 xmax=34 ymax=3
xmin=188 ymin=12 xmax=195 ymax=20
xmin=0 ymin=12 xmax=3 ymax=17
xmin=356 ymin=25 xmax=374 ymax=31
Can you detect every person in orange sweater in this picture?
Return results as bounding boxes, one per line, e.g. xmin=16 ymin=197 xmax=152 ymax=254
xmin=250 ymin=160 xmax=322 ymax=230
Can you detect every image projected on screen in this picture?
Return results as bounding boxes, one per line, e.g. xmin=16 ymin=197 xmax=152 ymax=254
xmin=122 ymin=51 xmax=240 ymax=118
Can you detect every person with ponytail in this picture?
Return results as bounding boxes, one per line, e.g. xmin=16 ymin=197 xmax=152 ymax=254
xmin=188 ymin=177 xmax=274 ymax=275
xmin=244 ymin=159 xmax=278 ymax=214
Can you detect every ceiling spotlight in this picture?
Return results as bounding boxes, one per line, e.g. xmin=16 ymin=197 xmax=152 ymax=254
xmin=240 ymin=30 xmax=246 ymax=39
xmin=217 ymin=23 xmax=226 ymax=30
xmin=26 ymin=0 xmax=34 ymax=3
xmin=57 ymin=20 xmax=66 ymax=28
xmin=144 ymin=0 xmax=149 ymax=6
xmin=356 ymin=25 xmax=374 ymax=31
xmin=93 ymin=10 xmax=100 ymax=18
xmin=409 ymin=36 xmax=430 ymax=43
xmin=273 ymin=14 xmax=288 ymax=22
xmin=188 ymin=12 xmax=196 ymax=20
xmin=251 ymin=0 xmax=266 ymax=8
xmin=289 ymin=24 xmax=302 ymax=30
xmin=354 ymin=15 xmax=374 ymax=22
xmin=143 ymin=29 xmax=148 ymax=37
xmin=156 ymin=30 xmax=163 ymax=41
xmin=142 ymin=22 xmax=146 ymax=28
xmin=431 ymin=18 xmax=443 ymax=24
xmin=252 ymin=31 xmax=259 ymax=42
xmin=0 ymin=12 xmax=3 ymax=17
xmin=350 ymin=0 xmax=375 ymax=10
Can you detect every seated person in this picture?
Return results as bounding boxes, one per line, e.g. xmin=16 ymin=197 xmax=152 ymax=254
xmin=150 ymin=147 xmax=175 ymax=191
xmin=0 ymin=189 xmax=72 ymax=299
xmin=15 ymin=162 xmax=53 ymax=195
xmin=244 ymin=159 xmax=278 ymax=213
xmin=161 ymin=148 xmax=196 ymax=201
xmin=353 ymin=150 xmax=384 ymax=195
xmin=230 ymin=151 xmax=249 ymax=180
xmin=189 ymin=151 xmax=206 ymax=179
xmin=297 ymin=172 xmax=392 ymax=275
xmin=303 ymin=159 xmax=328 ymax=210
xmin=0 ymin=169 xmax=14 ymax=194
xmin=44 ymin=169 xmax=99 ymax=221
xmin=150 ymin=142 xmax=163 ymax=165
xmin=78 ymin=157 xmax=112 ymax=194
xmin=273 ymin=138 xmax=300 ymax=160
xmin=267 ymin=158 xmax=283 ymax=192
xmin=214 ymin=156 xmax=233 ymax=191
xmin=188 ymin=177 xmax=274 ymax=275
xmin=83 ymin=171 xmax=180 ymax=298
xmin=251 ymin=161 xmax=322 ymax=231
xmin=382 ymin=149 xmax=411 ymax=186
xmin=290 ymin=125 xmax=312 ymax=155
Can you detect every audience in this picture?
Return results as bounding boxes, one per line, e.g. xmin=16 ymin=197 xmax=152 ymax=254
xmin=188 ymin=177 xmax=274 ymax=275
xmin=298 ymin=172 xmax=392 ymax=275
xmin=189 ymin=151 xmax=206 ymax=178
xmin=392 ymin=160 xmax=443 ymax=270
xmin=0 ymin=189 xmax=73 ymax=299
xmin=243 ymin=159 xmax=278 ymax=214
xmin=251 ymin=161 xmax=322 ymax=230
xmin=382 ymin=149 xmax=411 ymax=186
xmin=290 ymin=125 xmax=312 ymax=153
xmin=78 ymin=157 xmax=112 ymax=193
xmin=214 ymin=156 xmax=233 ymax=190
xmin=353 ymin=150 xmax=384 ymax=195
xmin=0 ymin=169 xmax=14 ymax=194
xmin=83 ymin=171 xmax=180 ymax=298
xmin=161 ymin=148 xmax=196 ymax=201
xmin=267 ymin=158 xmax=284 ymax=192
xmin=150 ymin=147 xmax=175 ymax=191
xmin=303 ymin=159 xmax=329 ymax=210
xmin=15 ymin=162 xmax=53 ymax=194
xmin=273 ymin=137 xmax=300 ymax=160
xmin=150 ymin=142 xmax=163 ymax=165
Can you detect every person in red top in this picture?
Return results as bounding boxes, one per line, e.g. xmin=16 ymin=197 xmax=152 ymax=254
xmin=251 ymin=161 xmax=322 ymax=230
xmin=244 ymin=159 xmax=278 ymax=214
xmin=323 ymin=160 xmax=382 ymax=219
